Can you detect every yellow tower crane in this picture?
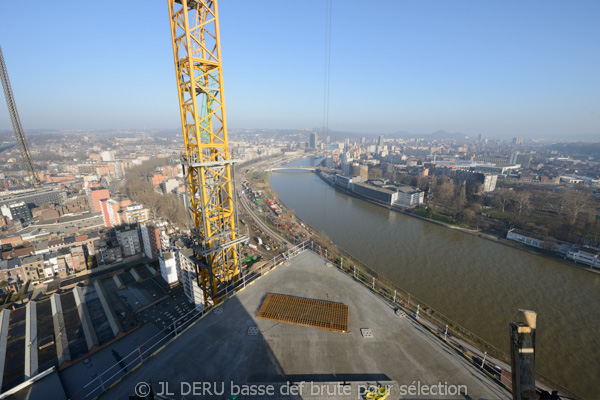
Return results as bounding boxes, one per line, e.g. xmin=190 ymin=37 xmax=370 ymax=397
xmin=167 ymin=0 xmax=246 ymax=306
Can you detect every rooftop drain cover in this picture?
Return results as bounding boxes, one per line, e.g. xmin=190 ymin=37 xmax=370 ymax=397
xmin=257 ymin=294 xmax=349 ymax=333
xmin=361 ymin=328 xmax=374 ymax=338
xmin=213 ymin=307 xmax=223 ymax=315
xmin=247 ymin=327 xmax=259 ymax=336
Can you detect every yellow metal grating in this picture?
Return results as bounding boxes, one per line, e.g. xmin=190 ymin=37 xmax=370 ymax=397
xmin=257 ymin=294 xmax=349 ymax=333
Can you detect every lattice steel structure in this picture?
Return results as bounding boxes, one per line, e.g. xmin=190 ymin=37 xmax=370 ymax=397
xmin=0 ymin=45 xmax=40 ymax=184
xmin=168 ymin=0 xmax=245 ymax=305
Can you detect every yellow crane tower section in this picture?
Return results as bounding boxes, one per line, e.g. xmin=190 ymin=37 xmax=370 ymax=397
xmin=167 ymin=0 xmax=246 ymax=305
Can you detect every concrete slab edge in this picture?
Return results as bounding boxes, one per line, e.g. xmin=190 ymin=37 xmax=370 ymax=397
xmin=50 ymin=293 xmax=71 ymax=364
xmin=74 ymin=287 xmax=99 ymax=349
xmin=146 ymin=265 xmax=158 ymax=276
xmin=0 ymin=309 xmax=11 ymax=390
xmin=112 ymin=274 xmax=124 ymax=289
xmin=130 ymin=269 xmax=141 ymax=282
xmin=99 ymin=306 xmax=217 ymax=398
xmin=24 ymin=301 xmax=38 ymax=379
xmin=93 ymin=279 xmax=122 ymax=335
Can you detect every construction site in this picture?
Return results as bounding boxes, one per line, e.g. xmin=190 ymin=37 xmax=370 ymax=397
xmin=0 ymin=0 xmax=573 ymax=399
xmin=100 ymin=249 xmax=511 ymax=400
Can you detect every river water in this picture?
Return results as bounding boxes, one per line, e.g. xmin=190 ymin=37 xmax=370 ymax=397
xmin=270 ymin=157 xmax=600 ymax=399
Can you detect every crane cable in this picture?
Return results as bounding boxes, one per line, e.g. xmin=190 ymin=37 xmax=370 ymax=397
xmin=321 ymin=0 xmax=333 ymax=231
xmin=322 ymin=0 xmax=333 ymax=141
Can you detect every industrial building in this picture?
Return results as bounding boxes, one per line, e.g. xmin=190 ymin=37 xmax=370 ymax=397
xmin=352 ymin=181 xmax=399 ymax=204
xmin=334 ymin=174 xmax=424 ymax=207
xmin=0 ymin=189 xmax=67 ymax=209
xmin=0 ymin=265 xmax=168 ymax=394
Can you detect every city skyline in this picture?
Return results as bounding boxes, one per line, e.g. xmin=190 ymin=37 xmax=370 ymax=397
xmin=0 ymin=86 xmax=599 ymax=397
xmin=0 ymin=0 xmax=599 ymax=139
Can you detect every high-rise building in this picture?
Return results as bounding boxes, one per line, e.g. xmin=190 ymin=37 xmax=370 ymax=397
xmin=162 ymin=178 xmax=179 ymax=194
xmin=8 ymin=202 xmax=32 ymax=226
xmin=159 ymin=250 xmax=178 ymax=284
xmin=377 ymin=135 xmax=384 ymax=146
xmin=89 ymin=188 xmax=110 ymax=213
xmin=100 ymin=150 xmax=115 ymax=162
xmin=482 ymin=174 xmax=498 ymax=192
xmin=177 ymin=247 xmax=206 ymax=311
xmin=100 ymin=199 xmax=121 ymax=227
xmin=115 ymin=225 xmax=142 ymax=257
xmin=310 ymin=132 xmax=318 ymax=148
xmin=510 ymin=152 xmax=532 ymax=169
xmin=139 ymin=223 xmax=162 ymax=260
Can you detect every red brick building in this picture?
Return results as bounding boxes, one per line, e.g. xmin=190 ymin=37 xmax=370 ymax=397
xmin=89 ymin=188 xmax=110 ymax=213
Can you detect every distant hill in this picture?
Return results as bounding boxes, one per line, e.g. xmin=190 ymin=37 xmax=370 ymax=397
xmin=390 ymin=130 xmax=470 ymax=140
xmin=547 ymin=142 xmax=600 ymax=157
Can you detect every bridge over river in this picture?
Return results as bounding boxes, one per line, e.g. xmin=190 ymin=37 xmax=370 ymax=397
xmin=268 ymin=166 xmax=316 ymax=172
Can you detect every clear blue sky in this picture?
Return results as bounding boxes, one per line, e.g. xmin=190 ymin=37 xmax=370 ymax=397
xmin=0 ymin=0 xmax=598 ymax=139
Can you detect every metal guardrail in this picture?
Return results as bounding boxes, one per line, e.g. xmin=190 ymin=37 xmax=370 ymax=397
xmin=68 ymin=239 xmax=580 ymax=400
xmin=305 ymin=242 xmax=582 ymax=400
xmin=68 ymin=241 xmax=310 ymax=400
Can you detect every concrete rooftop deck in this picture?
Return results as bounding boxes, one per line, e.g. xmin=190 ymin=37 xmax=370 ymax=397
xmin=102 ymin=251 xmax=510 ymax=399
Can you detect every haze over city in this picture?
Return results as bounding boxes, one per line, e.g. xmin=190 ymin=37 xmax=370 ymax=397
xmin=0 ymin=0 xmax=599 ymax=139
xmin=1 ymin=1 xmax=600 ymax=399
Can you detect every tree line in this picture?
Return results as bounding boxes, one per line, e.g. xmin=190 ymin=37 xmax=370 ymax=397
xmin=492 ymin=185 xmax=598 ymax=243
xmin=427 ymin=176 xmax=598 ymax=245
xmin=125 ymin=160 xmax=189 ymax=228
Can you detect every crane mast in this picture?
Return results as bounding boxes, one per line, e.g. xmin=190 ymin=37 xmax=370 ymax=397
xmin=0 ymin=45 xmax=40 ymax=185
xmin=168 ymin=0 xmax=245 ymax=306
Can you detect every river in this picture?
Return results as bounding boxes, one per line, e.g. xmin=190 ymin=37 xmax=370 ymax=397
xmin=270 ymin=157 xmax=600 ymax=399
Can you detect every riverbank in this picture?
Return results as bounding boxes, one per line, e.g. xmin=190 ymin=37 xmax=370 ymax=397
xmin=315 ymin=169 xmax=600 ymax=276
xmin=266 ymin=161 xmax=599 ymax=398
xmin=260 ymin=167 xmax=584 ymax=399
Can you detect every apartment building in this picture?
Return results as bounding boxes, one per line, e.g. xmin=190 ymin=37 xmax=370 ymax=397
xmin=115 ymin=225 xmax=141 ymax=257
